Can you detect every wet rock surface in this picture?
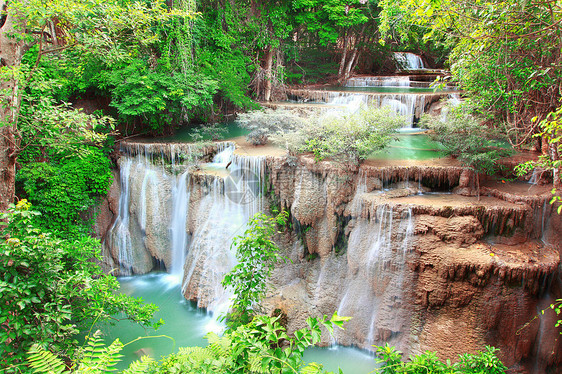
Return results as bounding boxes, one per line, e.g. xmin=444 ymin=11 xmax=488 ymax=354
xmin=99 ymin=143 xmax=562 ymax=372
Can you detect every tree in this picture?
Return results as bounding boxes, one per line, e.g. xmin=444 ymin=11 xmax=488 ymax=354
xmin=0 ymin=0 xmax=191 ymax=212
xmin=292 ymin=0 xmax=372 ymax=82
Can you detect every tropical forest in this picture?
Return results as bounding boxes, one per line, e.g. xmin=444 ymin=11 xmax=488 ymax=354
xmin=0 ymin=0 xmax=561 ymax=373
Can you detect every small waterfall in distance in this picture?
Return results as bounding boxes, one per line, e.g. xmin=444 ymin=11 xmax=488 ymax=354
xmin=394 ymin=52 xmax=425 ymax=70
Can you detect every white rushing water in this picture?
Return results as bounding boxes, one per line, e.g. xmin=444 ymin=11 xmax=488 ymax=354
xmin=394 ymin=52 xmax=425 ymax=70
xmin=322 ymin=91 xmax=424 ymax=127
xmin=106 ymin=142 xmax=266 ymax=321
xmin=334 ymin=187 xmax=414 ymax=347
xmin=169 ymin=171 xmax=190 ymax=282
xmin=346 ymin=76 xmax=411 ymax=87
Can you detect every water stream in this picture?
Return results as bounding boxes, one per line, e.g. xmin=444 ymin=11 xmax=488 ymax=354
xmin=100 ymin=273 xmax=378 ymax=373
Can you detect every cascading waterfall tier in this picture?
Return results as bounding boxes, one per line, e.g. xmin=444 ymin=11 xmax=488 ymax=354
xmin=394 ymin=52 xmax=425 ymax=70
xmin=104 ymin=141 xmax=266 ymax=313
xmin=286 ymin=88 xmax=445 ymax=127
xmin=100 ymin=144 xmax=562 ymax=371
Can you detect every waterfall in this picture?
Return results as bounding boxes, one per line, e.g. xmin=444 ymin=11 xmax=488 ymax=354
xmin=334 ymin=202 xmax=414 ymax=347
xmin=106 ymin=141 xmax=268 ymax=317
xmin=321 ymin=92 xmax=424 ymax=127
xmin=346 ymin=76 xmax=411 ymax=87
xmin=111 ymin=158 xmax=134 ymax=274
xmin=394 ymin=52 xmax=425 ymax=70
xmin=169 ymin=171 xmax=190 ymax=282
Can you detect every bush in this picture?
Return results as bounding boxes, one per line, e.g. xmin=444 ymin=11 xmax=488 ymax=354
xmin=273 ymin=107 xmax=404 ymax=165
xmin=236 ymin=108 xmax=306 ymax=145
xmin=374 ymin=344 xmax=507 ymax=373
xmin=0 ymin=202 xmax=158 ymax=370
xmin=17 ymin=147 xmax=112 ymax=236
xmin=422 ymin=106 xmax=512 ymax=175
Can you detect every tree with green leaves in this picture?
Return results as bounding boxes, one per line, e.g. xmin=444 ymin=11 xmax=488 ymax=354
xmin=379 ymin=0 xmax=561 ymax=149
xmin=292 ymin=0 xmax=373 ymax=82
xmin=0 ymin=0 xmax=194 ymax=211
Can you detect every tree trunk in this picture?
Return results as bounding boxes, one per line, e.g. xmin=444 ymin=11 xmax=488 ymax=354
xmin=0 ymin=1 xmax=25 ymax=212
xmin=263 ymin=46 xmax=273 ymax=102
xmin=343 ymin=48 xmax=360 ymax=81
xmin=551 ymin=142 xmax=561 ymax=190
xmin=338 ymin=32 xmax=349 ymax=80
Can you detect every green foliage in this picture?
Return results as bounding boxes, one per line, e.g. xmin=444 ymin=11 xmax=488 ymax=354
xmin=74 ymin=331 xmax=124 ymax=373
xmin=236 ymin=109 xmax=306 ymax=145
xmin=96 ymin=58 xmax=218 ymax=130
xmin=273 ymin=107 xmax=403 ymax=165
xmin=292 ymin=0 xmax=369 ymax=47
xmin=0 ymin=202 xmax=158 ymax=370
xmin=17 ymin=95 xmax=115 ymax=162
xmin=374 ymin=344 xmax=507 ymax=373
xmin=379 ymin=0 xmax=561 ymax=145
xmin=27 ymin=345 xmax=67 ymax=374
xmin=515 ymin=104 xmax=562 ymax=210
xmin=423 ymin=106 xmax=512 ymax=175
xmin=222 ymin=211 xmax=289 ymax=326
xmin=148 ymin=312 xmax=350 ymax=374
xmin=27 ymin=330 xmax=126 ymax=374
xmin=25 ymin=313 xmax=349 ymax=374
xmin=17 ymin=147 xmax=112 ymax=236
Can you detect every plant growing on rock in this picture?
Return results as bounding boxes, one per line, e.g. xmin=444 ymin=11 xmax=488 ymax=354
xmin=222 ymin=211 xmax=289 ymax=327
xmin=516 ymin=104 xmax=562 ymax=209
xmin=273 ymin=107 xmax=403 ymax=166
xmin=422 ymin=106 xmax=513 ymax=198
xmin=236 ymin=109 xmax=307 ymax=145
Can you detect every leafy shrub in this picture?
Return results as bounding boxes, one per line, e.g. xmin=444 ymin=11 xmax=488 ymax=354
xmin=97 ymin=58 xmax=219 ymax=132
xmin=222 ymin=211 xmax=289 ymax=326
xmin=422 ymin=106 xmax=512 ymax=175
xmin=236 ymin=109 xmax=306 ymax=145
xmin=17 ymin=147 xmax=112 ymax=236
xmin=273 ymin=107 xmax=403 ymax=165
xmin=27 ymin=313 xmax=350 ymax=374
xmin=375 ymin=344 xmax=507 ymax=373
xmin=0 ymin=202 xmax=158 ymax=370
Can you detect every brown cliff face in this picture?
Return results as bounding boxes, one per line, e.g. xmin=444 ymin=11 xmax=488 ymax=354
xmin=263 ymin=154 xmax=561 ymax=372
xmin=98 ymin=144 xmax=561 ymax=372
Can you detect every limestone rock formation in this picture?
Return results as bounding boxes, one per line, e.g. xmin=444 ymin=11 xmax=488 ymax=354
xmin=98 ymin=142 xmax=562 ymax=372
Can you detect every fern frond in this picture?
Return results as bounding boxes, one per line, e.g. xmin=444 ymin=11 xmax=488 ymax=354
xmin=27 ymin=344 xmax=67 ymax=374
xmin=76 ymin=330 xmax=124 ymax=372
xmin=123 ymin=355 xmax=154 ymax=374
xmin=248 ymin=354 xmax=268 ymax=374
xmin=207 ymin=337 xmax=232 ymax=358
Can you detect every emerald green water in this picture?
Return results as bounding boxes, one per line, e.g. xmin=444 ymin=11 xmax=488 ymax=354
xmin=157 ymin=121 xmax=249 ymax=142
xmin=370 ymin=132 xmax=446 ymax=160
xmin=152 ymin=122 xmax=446 ymax=161
xmin=100 ymin=273 xmax=378 ymax=373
